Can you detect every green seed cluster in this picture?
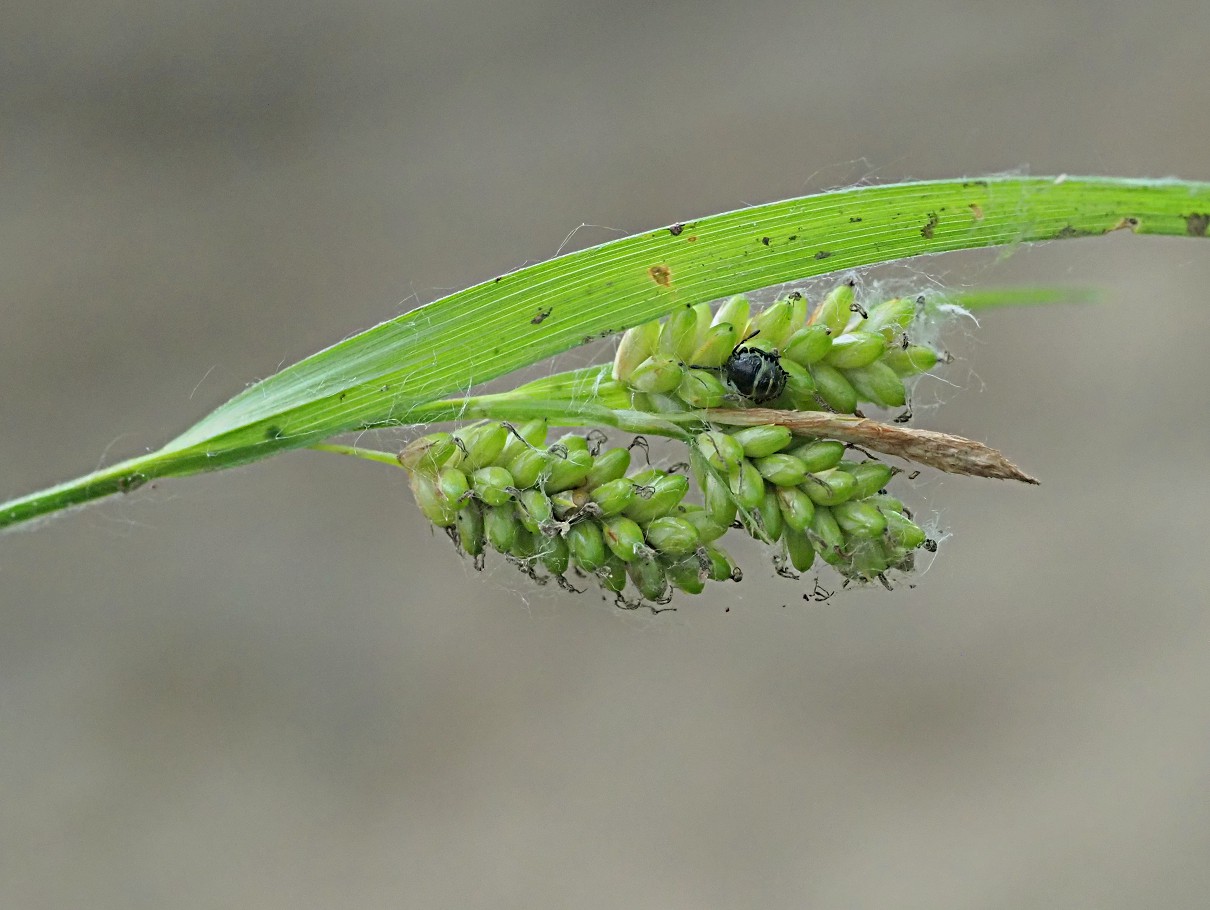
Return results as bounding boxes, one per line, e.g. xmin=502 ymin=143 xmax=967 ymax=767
xmin=612 ymin=283 xmax=942 ymax=413
xmin=690 ymin=425 xmax=933 ymax=585
xmin=400 ymin=420 xmax=743 ymax=609
xmin=401 ymin=421 xmax=935 ymax=608
xmin=400 ymin=283 xmax=949 ymax=607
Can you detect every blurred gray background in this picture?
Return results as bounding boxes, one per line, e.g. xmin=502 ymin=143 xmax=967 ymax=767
xmin=3 ymin=1 xmax=1210 ymax=907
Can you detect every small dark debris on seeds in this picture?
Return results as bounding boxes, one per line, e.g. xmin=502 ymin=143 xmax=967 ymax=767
xmin=628 ymin=435 xmax=652 ymax=464
xmin=585 ymin=428 xmax=609 ymax=456
xmin=531 ymin=306 xmax=553 ymax=325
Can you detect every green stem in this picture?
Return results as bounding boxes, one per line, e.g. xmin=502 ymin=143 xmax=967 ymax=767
xmin=1 ymin=447 xmax=234 ymax=529
xmin=309 ymin=443 xmax=404 ymax=467
xmin=404 ymin=396 xmax=695 ymax=439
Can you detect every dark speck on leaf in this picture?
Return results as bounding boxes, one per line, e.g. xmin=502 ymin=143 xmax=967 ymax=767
xmin=814 ymin=250 xmax=831 ymax=260
xmin=117 ymin=474 xmax=147 ymax=493
xmin=531 ymin=306 xmax=553 ymax=325
xmin=921 ymin=212 xmax=939 ymax=239
xmin=788 ymin=235 xmax=797 ymax=242
xmin=1056 ymin=223 xmax=1096 ymax=238
xmin=761 ymin=237 xmax=771 ymax=246
xmin=849 ymin=216 xmax=862 ymax=223
xmin=668 ymin=223 xmax=685 ymax=236
xmin=1186 ymin=213 xmax=1209 ymax=237
xmin=265 ymin=425 xmax=282 ymax=440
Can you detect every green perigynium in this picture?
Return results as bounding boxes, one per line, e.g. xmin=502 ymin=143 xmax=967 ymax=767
xmin=398 ymin=281 xmax=952 ymax=609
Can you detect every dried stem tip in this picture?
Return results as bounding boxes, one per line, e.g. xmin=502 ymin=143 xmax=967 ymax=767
xmin=706 ymin=408 xmax=1039 ymax=485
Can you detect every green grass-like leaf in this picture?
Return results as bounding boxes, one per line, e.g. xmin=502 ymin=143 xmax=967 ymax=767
xmin=950 ymin=286 xmax=1100 ymax=310
xmin=4 ymin=175 xmax=1209 ymax=529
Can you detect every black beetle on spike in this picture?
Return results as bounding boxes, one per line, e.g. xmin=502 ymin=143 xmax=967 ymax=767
xmin=721 ymin=331 xmax=788 ymax=403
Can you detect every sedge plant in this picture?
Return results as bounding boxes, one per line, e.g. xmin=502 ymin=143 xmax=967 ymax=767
xmin=3 ymin=176 xmax=1209 ymax=608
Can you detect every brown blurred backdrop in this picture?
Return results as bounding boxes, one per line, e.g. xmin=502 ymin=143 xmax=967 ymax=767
xmin=3 ymin=1 xmax=1210 ymax=907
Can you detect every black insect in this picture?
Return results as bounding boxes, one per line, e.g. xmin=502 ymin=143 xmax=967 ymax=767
xmin=721 ymin=331 xmax=788 ymax=403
